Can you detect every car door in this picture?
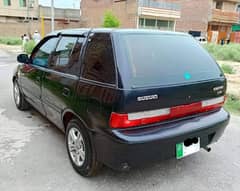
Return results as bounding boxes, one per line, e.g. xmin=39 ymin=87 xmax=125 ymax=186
xmin=41 ymin=36 xmax=85 ymax=130
xmin=19 ymin=36 xmax=59 ymax=115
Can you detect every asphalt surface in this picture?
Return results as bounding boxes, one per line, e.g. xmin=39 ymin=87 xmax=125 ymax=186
xmin=0 ymin=48 xmax=239 ymax=191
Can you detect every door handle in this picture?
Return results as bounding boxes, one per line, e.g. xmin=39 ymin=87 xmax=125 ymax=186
xmin=62 ymin=87 xmax=70 ymax=97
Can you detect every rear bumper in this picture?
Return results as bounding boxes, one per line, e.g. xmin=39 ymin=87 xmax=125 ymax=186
xmin=93 ymin=108 xmax=230 ymax=171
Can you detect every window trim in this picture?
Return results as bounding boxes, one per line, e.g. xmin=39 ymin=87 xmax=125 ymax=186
xmin=79 ymin=32 xmax=118 ymax=88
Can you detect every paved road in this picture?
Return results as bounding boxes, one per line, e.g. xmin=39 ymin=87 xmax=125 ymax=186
xmin=0 ymin=49 xmax=239 ymax=191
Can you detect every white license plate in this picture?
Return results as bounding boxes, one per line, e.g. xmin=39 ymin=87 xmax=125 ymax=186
xmin=176 ymin=138 xmax=200 ymax=159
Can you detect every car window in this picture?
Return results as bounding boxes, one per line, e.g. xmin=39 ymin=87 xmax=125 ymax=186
xmin=49 ymin=37 xmax=84 ymax=76
xmin=54 ymin=36 xmax=78 ymax=67
xmin=118 ymin=33 xmax=222 ymax=87
xmin=82 ymin=33 xmax=116 ymax=85
xmin=32 ymin=37 xmax=58 ymax=67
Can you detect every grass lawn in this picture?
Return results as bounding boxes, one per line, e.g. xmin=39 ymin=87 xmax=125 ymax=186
xmin=203 ymin=43 xmax=240 ymax=62
xmin=225 ymin=94 xmax=240 ymax=115
xmin=0 ymin=37 xmax=22 ymax=45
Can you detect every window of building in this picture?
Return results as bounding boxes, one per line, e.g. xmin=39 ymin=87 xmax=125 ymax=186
xmin=216 ymin=1 xmax=223 ymax=9
xmin=32 ymin=37 xmax=59 ymax=67
xmin=237 ymin=4 xmax=240 ymax=12
xmin=211 ymin=25 xmax=219 ymax=31
xmin=145 ymin=19 xmax=156 ymax=28
xmin=82 ymin=33 xmax=116 ymax=85
xmin=3 ymin=0 xmax=11 ymax=6
xmin=139 ymin=18 xmax=175 ymax=31
xmin=19 ymin=0 xmax=26 ymax=7
xmin=139 ymin=18 xmax=144 ymax=27
xmin=157 ymin=20 xmax=170 ymax=30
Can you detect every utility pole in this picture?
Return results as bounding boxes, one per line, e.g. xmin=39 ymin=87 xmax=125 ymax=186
xmin=27 ymin=0 xmax=30 ymax=35
xmin=51 ymin=0 xmax=54 ymax=32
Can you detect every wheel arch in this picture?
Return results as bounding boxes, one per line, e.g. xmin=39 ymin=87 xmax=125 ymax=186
xmin=61 ymin=109 xmax=92 ymax=133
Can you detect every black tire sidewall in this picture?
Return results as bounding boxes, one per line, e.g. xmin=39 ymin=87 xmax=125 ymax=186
xmin=13 ymin=80 xmax=29 ymax=110
xmin=13 ymin=81 xmax=22 ymax=109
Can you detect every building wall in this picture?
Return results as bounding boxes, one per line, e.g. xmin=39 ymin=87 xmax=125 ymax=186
xmin=0 ymin=0 xmax=39 ymax=18
xmin=0 ymin=17 xmax=83 ymax=37
xmin=223 ymin=1 xmax=237 ymax=11
xmin=165 ymin=0 xmax=211 ymax=36
xmin=81 ymin=0 xmax=137 ymax=28
xmin=0 ymin=0 xmax=82 ymax=37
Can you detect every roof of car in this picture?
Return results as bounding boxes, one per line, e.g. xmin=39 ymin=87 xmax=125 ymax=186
xmin=46 ymin=28 xmax=189 ymax=37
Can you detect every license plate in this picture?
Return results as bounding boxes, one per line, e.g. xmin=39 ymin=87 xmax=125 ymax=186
xmin=176 ymin=138 xmax=200 ymax=159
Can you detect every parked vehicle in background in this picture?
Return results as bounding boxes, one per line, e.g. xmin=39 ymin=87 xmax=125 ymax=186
xmin=13 ymin=28 xmax=230 ymax=177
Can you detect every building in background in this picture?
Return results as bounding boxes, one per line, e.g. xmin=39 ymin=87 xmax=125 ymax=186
xmin=230 ymin=3 xmax=240 ymax=43
xmin=0 ymin=0 xmax=82 ymax=37
xmin=82 ymin=0 xmax=240 ymax=43
xmin=207 ymin=0 xmax=240 ymax=43
xmin=39 ymin=5 xmax=82 ymax=33
xmin=81 ymin=0 xmax=181 ymax=31
xmin=0 ymin=0 xmax=38 ymax=36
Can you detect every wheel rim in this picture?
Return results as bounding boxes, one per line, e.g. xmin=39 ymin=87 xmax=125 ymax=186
xmin=14 ymin=83 xmax=20 ymax=106
xmin=67 ymin=127 xmax=86 ymax=167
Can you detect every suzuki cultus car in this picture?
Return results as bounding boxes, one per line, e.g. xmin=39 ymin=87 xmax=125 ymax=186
xmin=13 ymin=29 xmax=230 ymax=176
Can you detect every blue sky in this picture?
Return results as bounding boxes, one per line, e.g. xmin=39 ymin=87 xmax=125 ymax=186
xmin=39 ymin=0 xmax=80 ymax=9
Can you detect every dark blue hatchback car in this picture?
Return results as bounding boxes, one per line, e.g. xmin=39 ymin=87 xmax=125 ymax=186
xmin=13 ymin=28 xmax=230 ymax=176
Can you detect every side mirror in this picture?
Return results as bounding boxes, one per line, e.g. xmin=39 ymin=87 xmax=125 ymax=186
xmin=17 ymin=54 xmax=29 ymax=64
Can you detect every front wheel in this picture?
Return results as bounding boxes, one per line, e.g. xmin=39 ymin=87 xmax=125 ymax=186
xmin=13 ymin=80 xmax=29 ymax=110
xmin=66 ymin=119 xmax=101 ymax=177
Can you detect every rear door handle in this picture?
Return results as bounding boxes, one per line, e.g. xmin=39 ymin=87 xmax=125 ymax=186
xmin=62 ymin=87 xmax=70 ymax=97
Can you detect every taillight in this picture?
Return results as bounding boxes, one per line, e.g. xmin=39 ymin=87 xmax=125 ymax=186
xmin=110 ymin=96 xmax=225 ymax=129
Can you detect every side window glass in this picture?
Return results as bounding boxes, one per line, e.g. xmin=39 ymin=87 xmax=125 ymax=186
xmin=54 ymin=36 xmax=77 ymax=67
xmin=82 ymin=33 xmax=116 ymax=84
xmin=67 ymin=37 xmax=85 ymax=75
xmin=50 ymin=37 xmax=84 ymax=75
xmin=32 ymin=37 xmax=58 ymax=67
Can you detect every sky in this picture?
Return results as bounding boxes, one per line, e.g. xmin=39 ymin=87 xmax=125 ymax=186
xmin=39 ymin=0 xmax=80 ymax=9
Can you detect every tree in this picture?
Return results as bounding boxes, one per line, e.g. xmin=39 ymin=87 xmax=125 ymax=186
xmin=102 ymin=11 xmax=120 ymax=28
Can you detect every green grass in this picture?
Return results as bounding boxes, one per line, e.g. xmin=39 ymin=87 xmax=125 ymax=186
xmin=221 ymin=64 xmax=235 ymax=74
xmin=0 ymin=37 xmax=22 ymax=45
xmin=224 ymin=94 xmax=240 ymax=115
xmin=203 ymin=43 xmax=240 ymax=62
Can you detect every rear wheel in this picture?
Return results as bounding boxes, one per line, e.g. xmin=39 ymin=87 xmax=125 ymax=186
xmin=13 ymin=80 xmax=29 ymax=110
xmin=66 ymin=119 xmax=101 ymax=177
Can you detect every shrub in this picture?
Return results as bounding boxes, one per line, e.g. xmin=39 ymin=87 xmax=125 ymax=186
xmin=221 ymin=64 xmax=235 ymax=74
xmin=225 ymin=94 xmax=240 ymax=115
xmin=24 ymin=40 xmax=36 ymax=54
xmin=203 ymin=43 xmax=240 ymax=62
xmin=102 ymin=11 xmax=120 ymax=28
xmin=0 ymin=37 xmax=22 ymax=45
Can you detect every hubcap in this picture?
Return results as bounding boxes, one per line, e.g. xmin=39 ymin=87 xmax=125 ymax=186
xmin=67 ymin=127 xmax=86 ymax=167
xmin=14 ymin=83 xmax=20 ymax=105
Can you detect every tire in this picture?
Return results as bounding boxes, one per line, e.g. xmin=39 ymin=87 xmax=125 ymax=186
xmin=13 ymin=80 xmax=30 ymax=111
xmin=66 ymin=119 xmax=101 ymax=177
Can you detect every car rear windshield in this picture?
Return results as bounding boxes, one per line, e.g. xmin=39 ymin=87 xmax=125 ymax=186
xmin=118 ymin=33 xmax=222 ymax=88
